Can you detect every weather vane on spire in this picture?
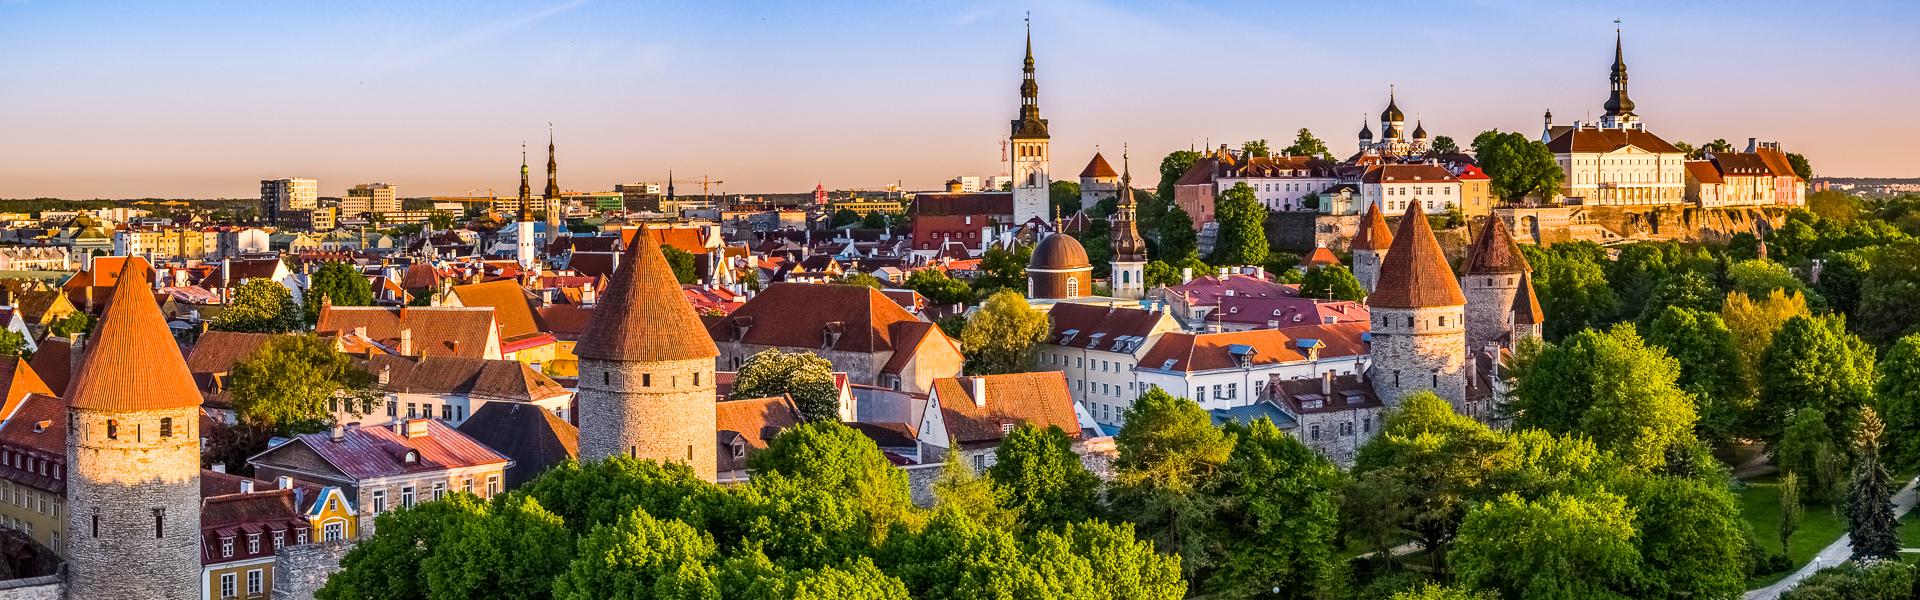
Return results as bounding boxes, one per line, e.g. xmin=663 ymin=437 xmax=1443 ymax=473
xmin=1614 ymin=17 xmax=1621 ymax=31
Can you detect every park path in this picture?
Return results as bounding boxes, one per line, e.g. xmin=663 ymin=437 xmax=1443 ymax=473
xmin=1743 ymin=479 xmax=1919 ymax=600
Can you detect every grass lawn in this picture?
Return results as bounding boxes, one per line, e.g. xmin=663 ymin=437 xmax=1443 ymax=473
xmin=1737 ymin=473 xmax=1847 ymax=587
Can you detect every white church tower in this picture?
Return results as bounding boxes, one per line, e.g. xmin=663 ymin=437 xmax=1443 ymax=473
xmin=1009 ymin=18 xmax=1050 ymax=226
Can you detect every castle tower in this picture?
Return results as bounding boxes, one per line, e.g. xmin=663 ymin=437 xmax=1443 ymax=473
xmin=1598 ymin=28 xmax=1639 ymax=130
xmin=66 ymin=260 xmax=203 ymax=599
xmin=1512 ymin=271 xmax=1545 ymax=345
xmin=1368 ymin=202 xmax=1467 ymax=410
xmin=1009 ymin=19 xmax=1051 ymax=226
xmin=1078 ymin=152 xmax=1118 ymax=208
xmin=517 ymin=145 xmax=537 ymax=269
xmin=1350 ymin=201 xmax=1393 ymax=294
xmin=574 ymin=227 xmax=721 ymax=480
xmin=1108 ymin=151 xmax=1148 ymax=299
xmin=1460 ymin=213 xmax=1531 ymax=355
xmin=544 ymin=128 xmax=563 ymax=232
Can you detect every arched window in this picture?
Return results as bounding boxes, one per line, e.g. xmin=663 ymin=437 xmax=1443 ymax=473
xmin=1066 ymin=278 xmax=1080 ymax=298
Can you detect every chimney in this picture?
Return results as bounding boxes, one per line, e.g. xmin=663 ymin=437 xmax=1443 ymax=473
xmin=1321 ymin=370 xmax=1334 ymax=396
xmin=330 ymin=424 xmax=345 ymax=442
xmin=379 ymin=364 xmax=391 ymax=385
xmin=1746 ymin=137 xmax=1758 ymax=153
xmin=399 ymin=327 xmax=413 ymax=356
xmin=540 ymin=288 xmax=553 ymax=307
xmin=277 ymin=476 xmax=293 ymax=490
xmin=239 ymin=479 xmax=254 ymax=494
xmin=1181 ymin=267 xmax=1193 ymax=284
xmin=393 ymin=421 xmax=406 ymax=436
xmin=211 ymin=463 xmax=226 ymax=474
xmin=969 ymin=376 xmax=987 ymax=408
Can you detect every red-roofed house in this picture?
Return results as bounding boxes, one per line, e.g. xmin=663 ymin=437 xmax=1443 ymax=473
xmin=248 ymin=419 xmax=510 ymax=534
xmin=709 ymin=284 xmax=962 ymax=394
xmin=1135 ymin=321 xmax=1373 ymax=414
xmin=917 ymin=372 xmax=1085 ymax=468
xmin=1034 ymin=303 xmax=1181 ymax=429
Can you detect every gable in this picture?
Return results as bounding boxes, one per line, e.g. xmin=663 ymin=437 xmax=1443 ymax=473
xmin=250 ymin=439 xmax=350 ymax=482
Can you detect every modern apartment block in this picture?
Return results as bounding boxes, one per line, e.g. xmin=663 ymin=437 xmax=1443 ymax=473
xmin=343 ymin=183 xmax=400 ymax=218
xmin=261 ymin=178 xmax=318 ymax=224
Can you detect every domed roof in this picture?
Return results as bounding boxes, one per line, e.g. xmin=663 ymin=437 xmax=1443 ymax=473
xmin=1359 ymin=121 xmax=1374 ymax=140
xmin=1412 ymin=120 xmax=1428 ymax=139
xmin=1381 ymin=92 xmax=1404 ymax=123
xmin=1029 ymin=232 xmax=1091 ymax=271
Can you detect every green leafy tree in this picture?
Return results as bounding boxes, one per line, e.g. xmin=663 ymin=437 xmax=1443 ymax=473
xmin=1142 ymin=261 xmax=1182 ymax=288
xmin=974 ymin=244 xmax=1031 ymax=295
xmin=1787 ymin=152 xmax=1813 ymax=180
xmin=550 ymin=507 xmax=720 ymax=600
xmin=1778 ymin=471 xmax=1803 ymax=556
xmin=861 ymin=210 xmax=890 ymax=229
xmin=931 ymin=453 xmax=1019 ymax=530
xmin=304 ymin=261 xmax=374 ymax=323
xmin=1858 ymin=241 xmax=1920 ymax=345
xmin=1638 ymin=270 xmax=1720 ymax=326
xmin=229 ymin=334 xmax=380 ymax=436
xmin=836 ymin=272 xmax=885 ymax=290
xmin=730 ymin=348 xmax=840 ymax=422
xmin=661 ymin=245 xmax=699 ymax=284
xmin=1206 ymin=418 xmax=1340 ymax=599
xmin=1452 ymin=492 xmax=1639 ymax=600
xmin=959 ymin=290 xmax=1049 ymax=375
xmin=1050 ymin=180 xmax=1083 ymax=218
xmin=1643 ymin=307 xmax=1748 ymax=441
xmin=1470 ymin=130 xmax=1565 ymax=202
xmin=1815 ymin=248 xmax=1873 ymax=317
xmin=1727 ymin=258 xmax=1809 ymax=300
xmin=1428 ymin=135 xmax=1460 ymax=156
xmin=748 ymin=421 xmax=912 ymax=537
xmin=1758 ymin=315 xmax=1876 ymax=445
xmin=1390 ymin=584 xmax=1493 ymax=600
xmin=1282 ymin=128 xmax=1333 ymax=160
xmin=1351 ymin=393 xmax=1512 ymax=569
xmin=829 ymin=208 xmax=862 ymax=228
xmin=1722 ymin=289 xmax=1810 ymax=405
xmin=318 ymin=494 xmax=491 ymax=600
xmin=1209 ymin=183 xmax=1269 ymax=266
xmin=1623 ymin=476 xmax=1749 ymax=598
xmin=1155 ymin=208 xmax=1197 ymax=261
xmin=905 ymin=268 xmax=972 ymax=306
xmin=1846 ymin=407 xmax=1899 ymax=561
xmin=1110 ymin=388 xmax=1234 ymax=579
xmin=211 ymin=278 xmax=301 ymax=333
xmin=1777 ymin=407 xmax=1848 ymax=503
xmin=424 ymin=493 xmax=576 ymax=600
xmin=47 ymin=312 xmax=90 ymax=337
xmin=1299 ymin=265 xmax=1366 ymax=301
xmin=1779 ymin=561 xmax=1915 ymax=600
xmin=1157 ymin=150 xmax=1202 ymax=206
xmin=1508 ymin=324 xmax=1697 ymax=469
xmin=1240 ymin=139 xmax=1271 ymax=158
xmin=987 ymin=425 xmax=1100 ymax=532
xmin=1878 ymin=334 xmax=1920 ymax=473
xmin=1519 ymin=243 xmax=1621 ymax=339
xmin=0 ymin=331 xmax=25 ymax=358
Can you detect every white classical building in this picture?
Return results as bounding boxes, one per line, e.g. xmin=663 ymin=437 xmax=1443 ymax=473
xmin=1542 ymin=31 xmax=1688 ymax=206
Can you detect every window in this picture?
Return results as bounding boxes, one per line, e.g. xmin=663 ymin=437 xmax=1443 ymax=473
xmin=1363 ymin=417 xmax=1373 ymax=433
xmin=1310 ymin=425 xmax=1321 ymax=440
xmin=248 ymin=568 xmax=263 ymax=596
xmin=247 ymin=532 xmax=260 ymax=553
xmin=90 ymin=508 xmax=98 ymax=537
xmin=371 ymin=490 xmax=387 ymax=513
xmin=153 ymin=507 xmax=164 ymax=538
xmin=159 ymin=417 xmax=173 ymax=438
xmin=222 ymin=536 xmax=234 ymax=557
xmin=694 ymin=372 xmax=701 ymax=386
xmin=406 ymin=403 xmax=416 ymax=418
xmin=441 ymin=405 xmax=452 ymax=420
xmin=106 ymin=420 xmax=117 ymax=439
xmin=1227 ymin=383 xmax=1237 ymax=399
xmin=323 ymin=521 xmax=344 ymax=542
xmin=401 ymin=486 xmax=415 ymax=508
xmin=486 ymin=475 xmax=500 ymax=497
xmin=273 ymin=530 xmax=284 ymax=550
xmin=432 ymin=482 xmax=446 ymax=501
xmin=297 ymin=529 xmax=309 ymax=544
xmin=220 ymin=573 xmax=237 ymax=599
xmin=463 ymin=478 xmax=474 ymax=494
xmin=387 ymin=401 xmax=397 ymax=417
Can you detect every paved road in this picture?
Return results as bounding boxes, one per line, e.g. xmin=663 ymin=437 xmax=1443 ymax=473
xmin=1743 ymin=479 xmax=1920 ymax=600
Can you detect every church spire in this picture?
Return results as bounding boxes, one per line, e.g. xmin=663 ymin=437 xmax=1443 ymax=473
xmin=544 ymin=125 xmax=560 ymax=200
xmin=1602 ymin=24 xmax=1636 ymax=123
xmin=1010 ymin=13 xmax=1048 ymax=140
xmin=518 ymin=143 xmax=533 ymax=221
xmin=1109 ymin=146 xmax=1147 ymax=264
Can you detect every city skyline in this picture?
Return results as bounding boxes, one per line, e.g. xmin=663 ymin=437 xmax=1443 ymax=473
xmin=2 ymin=0 xmax=1916 ymax=199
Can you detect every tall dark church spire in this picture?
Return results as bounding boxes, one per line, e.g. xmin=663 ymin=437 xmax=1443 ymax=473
xmin=1603 ymin=26 xmax=1635 ymax=119
xmin=518 ymin=143 xmax=533 ymax=220
xmin=1109 ymin=146 xmax=1146 ymax=264
xmin=1010 ymin=14 xmax=1048 ymax=140
xmin=544 ymin=126 xmax=560 ymax=200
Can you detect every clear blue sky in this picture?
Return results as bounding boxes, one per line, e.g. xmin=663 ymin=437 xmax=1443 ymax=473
xmin=2 ymin=0 xmax=1915 ymax=199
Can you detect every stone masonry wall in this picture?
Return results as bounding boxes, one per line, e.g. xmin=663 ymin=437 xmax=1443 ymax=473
xmin=1461 ymin=274 xmax=1521 ymax=356
xmin=0 ymin=575 xmax=62 ymax=600
xmin=1352 ymin=249 xmax=1385 ymax=294
xmin=272 ymin=540 xmax=354 ymax=600
xmin=66 ymin=405 xmax=202 ymax=600
xmin=577 ymin=357 xmax=717 ymax=480
xmin=1368 ymin=306 xmax=1468 ymax=410
xmin=1265 ymin=212 xmax=1359 ymax=252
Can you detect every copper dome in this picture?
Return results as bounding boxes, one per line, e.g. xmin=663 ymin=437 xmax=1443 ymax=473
xmin=1028 ymin=232 xmax=1091 ymax=271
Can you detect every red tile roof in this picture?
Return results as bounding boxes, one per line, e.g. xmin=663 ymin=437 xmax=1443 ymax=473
xmin=288 ymin=419 xmax=509 ymax=480
xmin=1361 ymin=164 xmax=1460 ymax=184
xmin=932 ymin=372 xmax=1080 ymax=449
xmin=316 ymin=306 xmax=499 ymax=359
xmin=1208 ymin=296 xmax=1369 ymax=328
xmin=1685 ymin=160 xmax=1724 ymax=184
xmin=27 ymin=338 xmax=71 ymax=397
xmin=1299 ymin=247 xmax=1341 ymax=269
xmin=185 ymin=331 xmax=280 ymax=377
xmin=1514 ymin=272 xmax=1545 ymax=325
xmin=1079 ymin=153 xmax=1118 ymax=179
xmin=1352 ymin=202 xmax=1394 ymax=252
xmin=367 ymin=354 xmax=570 ymax=402
xmin=0 ymin=393 xmax=68 ymax=458
xmin=0 ymin=359 xmax=53 ymax=420
xmin=1369 ymin=203 xmax=1465 ymax=309
xmin=450 ymin=280 xmax=548 ymax=341
xmin=709 ymin=283 xmax=924 ymax=354
xmin=1461 ymin=214 xmax=1529 ymax=275
xmin=1045 ymin=303 xmax=1168 ymax=352
xmin=67 ymin=260 xmax=201 ymax=412
xmin=912 ymin=193 xmax=1014 ymax=217
xmin=1545 ymin=126 xmax=1682 ymax=154
xmin=715 ymin=395 xmax=803 ymax=473
xmin=576 ymin=226 xmax=720 ymax=362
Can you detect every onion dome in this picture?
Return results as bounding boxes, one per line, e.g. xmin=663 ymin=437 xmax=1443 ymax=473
xmin=1412 ymin=119 xmax=1428 ymax=140
xmin=1029 ymin=232 xmax=1091 ymax=271
xmin=1359 ymin=120 xmax=1374 ymax=140
xmin=1381 ymin=89 xmax=1405 ymax=123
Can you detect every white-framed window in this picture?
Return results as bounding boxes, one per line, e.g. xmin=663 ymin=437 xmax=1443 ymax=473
xmin=248 ymin=568 xmax=263 ymax=595
xmin=247 ymin=532 xmax=260 ymax=554
xmin=371 ymin=490 xmax=386 ymax=514
xmin=401 ymin=486 xmax=415 ymax=508
xmin=486 ymin=475 xmax=500 ymax=497
xmin=220 ymin=573 xmax=237 ymax=599
xmin=221 ymin=536 xmax=233 ymax=557
xmin=273 ymin=530 xmax=284 ymax=550
xmin=432 ymin=482 xmax=446 ymax=501
xmin=323 ymin=521 xmax=344 ymax=542
xmin=297 ymin=529 xmax=309 ymax=544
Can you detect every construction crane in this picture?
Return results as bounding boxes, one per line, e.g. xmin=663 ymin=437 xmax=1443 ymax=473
xmin=692 ymin=175 xmax=724 ymax=204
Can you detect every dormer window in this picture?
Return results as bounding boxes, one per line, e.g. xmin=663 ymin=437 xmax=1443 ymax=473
xmin=404 ymin=450 xmax=419 ymax=465
xmin=999 ymin=423 xmax=1015 ymax=434
xmin=732 ymin=441 xmax=746 ymax=459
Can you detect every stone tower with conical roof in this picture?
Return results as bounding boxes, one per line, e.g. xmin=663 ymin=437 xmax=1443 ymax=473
xmin=66 ymin=260 xmax=203 ymax=599
xmin=574 ymin=227 xmax=721 ymax=479
xmin=1350 ymin=202 xmax=1393 ymax=294
xmin=1460 ymin=213 xmax=1533 ymax=356
xmin=1108 ymin=151 xmax=1147 ymax=299
xmin=1367 ymin=203 xmax=1467 ymax=410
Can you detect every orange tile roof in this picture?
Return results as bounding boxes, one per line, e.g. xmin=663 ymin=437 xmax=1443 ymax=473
xmin=1514 ymin=272 xmax=1545 ymax=324
xmin=932 ymin=372 xmax=1080 ymax=449
xmin=27 ymin=338 xmax=72 ymax=398
xmin=451 ymin=280 xmax=547 ymax=341
xmin=1369 ymin=203 xmax=1465 ymax=309
xmin=1299 ymin=247 xmax=1341 ymax=269
xmin=67 ymin=260 xmax=202 ymax=412
xmin=1079 ymin=153 xmax=1118 ymax=179
xmin=716 ymin=395 xmax=802 ymax=473
xmin=1461 ymin=214 xmax=1529 ymax=275
xmin=708 ymin=283 xmax=922 ymax=354
xmin=1352 ymin=202 xmax=1393 ymax=251
xmin=576 ymin=226 xmax=720 ymax=362
xmin=316 ymin=306 xmax=499 ymax=359
xmin=0 ymin=358 xmax=53 ymax=420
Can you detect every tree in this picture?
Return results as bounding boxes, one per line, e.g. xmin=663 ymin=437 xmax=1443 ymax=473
xmin=861 ymin=211 xmax=890 ymax=229
xmin=974 ymin=244 xmax=1031 ymax=295
xmin=959 ymin=291 xmax=1049 ymax=375
xmin=1858 ymin=241 xmax=1920 ymax=345
xmin=1643 ymin=307 xmax=1748 ymax=442
xmin=550 ymin=507 xmax=720 ymax=600
xmin=1299 ymin=265 xmax=1366 ymax=301
xmin=1452 ymin=492 xmax=1639 ymax=600
xmin=1815 ymin=248 xmax=1873 ymax=317
xmin=1759 ymin=315 xmax=1875 ymax=445
xmin=748 ymin=421 xmax=913 ymax=538
xmin=1779 ymin=561 xmax=1915 ymax=600
xmin=1508 ymin=324 xmax=1697 ymax=469
xmin=1520 ymin=243 xmax=1621 ymax=339
xmin=1470 ymin=130 xmax=1564 ymax=202
xmin=931 ymin=452 xmax=1019 ymax=530
xmin=1050 ymin=180 xmax=1083 ymax=218
xmin=304 ymin=261 xmax=374 ymax=323
xmin=1848 ymin=408 xmax=1899 ymax=561
xmin=0 ymin=331 xmax=25 ymax=358
xmin=1142 ymin=261 xmax=1181 ymax=288
xmin=1391 ymin=585 xmax=1493 ymax=600
xmin=1429 ymin=135 xmax=1460 ymax=156
xmin=1156 ymin=150 xmax=1202 ymax=211
xmin=1155 ymin=208 xmax=1197 ymax=262
xmin=661 ymin=245 xmax=698 ymax=284
xmin=1779 ymin=472 xmax=1803 ymax=557
xmin=229 ymin=334 xmax=380 ymax=436
xmin=47 ymin=312 xmax=90 ymax=338
xmin=1777 ymin=407 xmax=1848 ymax=503
xmin=1727 ymin=258 xmax=1809 ymax=300
xmin=318 ymin=494 xmax=491 ymax=600
xmin=1110 ymin=388 xmax=1234 ymax=578
xmin=1786 ymin=152 xmax=1813 ymax=180
xmin=1282 ymin=128 xmax=1333 ymax=160
xmin=730 ymin=348 xmax=841 ymax=422
xmin=1703 ymin=138 xmax=1734 ymax=155
xmin=1623 ymin=476 xmax=1749 ymax=599
xmin=1240 ymin=139 xmax=1271 ymax=158
xmin=905 ymin=268 xmax=972 ymax=306
xmin=1879 ymin=334 xmax=1920 ymax=473
xmin=1207 ymin=418 xmax=1340 ymax=599
xmin=987 ymin=425 xmax=1100 ymax=532
xmin=1209 ymin=183 xmax=1268 ymax=266
xmin=211 ymin=278 xmax=301 ymax=333
xmin=1722 ymin=289 xmax=1811 ymax=405
xmin=1351 ymin=393 xmax=1512 ymax=569
xmin=836 ymin=272 xmax=885 ymax=290
xmin=424 ymin=493 xmax=576 ymax=600
xmin=829 ymin=208 xmax=862 ymax=228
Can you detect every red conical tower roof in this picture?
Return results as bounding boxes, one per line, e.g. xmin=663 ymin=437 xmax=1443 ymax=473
xmin=576 ymin=226 xmax=719 ymax=362
xmin=68 ymin=259 xmax=200 ymax=412
xmin=1352 ymin=202 xmax=1394 ymax=252
xmin=1079 ymin=153 xmax=1118 ymax=179
xmin=1370 ymin=203 xmax=1465 ymax=309
xmin=1513 ymin=271 xmax=1545 ymax=325
xmin=1461 ymin=213 xmax=1530 ymax=275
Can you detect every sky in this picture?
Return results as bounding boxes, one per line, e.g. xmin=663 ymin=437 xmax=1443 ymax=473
xmin=2 ymin=0 xmax=1917 ymax=199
